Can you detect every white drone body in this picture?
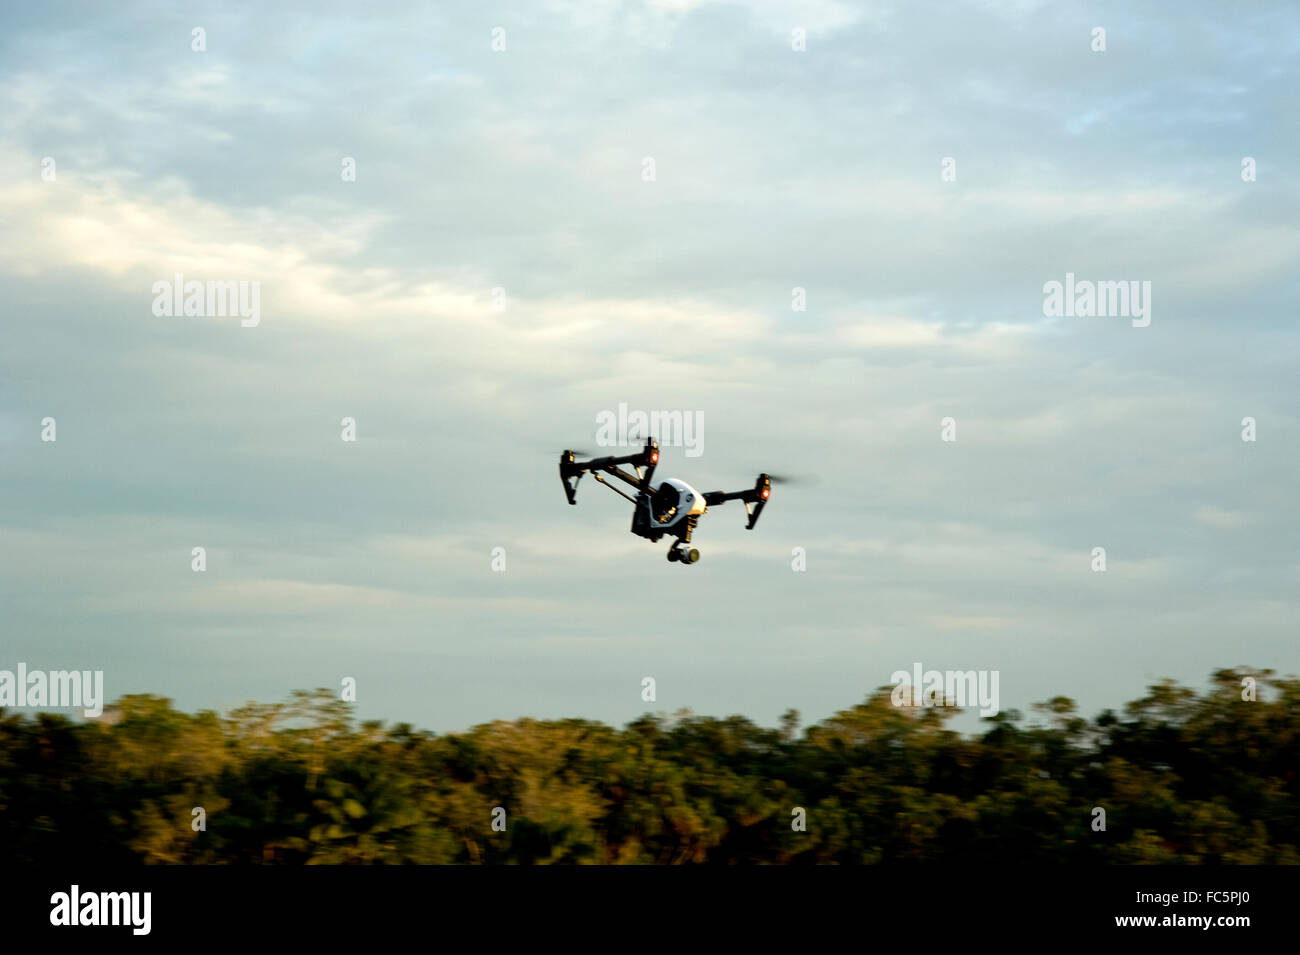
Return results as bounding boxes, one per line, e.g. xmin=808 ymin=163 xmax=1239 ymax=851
xmin=646 ymin=478 xmax=708 ymax=529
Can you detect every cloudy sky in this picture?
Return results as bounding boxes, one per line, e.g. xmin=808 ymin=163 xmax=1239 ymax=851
xmin=1 ymin=0 xmax=1296 ymax=733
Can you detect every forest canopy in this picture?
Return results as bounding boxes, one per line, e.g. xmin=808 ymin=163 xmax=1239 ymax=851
xmin=1 ymin=668 xmax=1295 ymax=865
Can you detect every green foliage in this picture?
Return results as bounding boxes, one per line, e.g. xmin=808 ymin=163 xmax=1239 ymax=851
xmin=0 ymin=669 xmax=1294 ymax=864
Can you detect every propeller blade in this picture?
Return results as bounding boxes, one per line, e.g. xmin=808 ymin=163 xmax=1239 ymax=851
xmin=764 ymin=473 xmax=816 ymax=487
xmin=544 ymin=447 xmax=594 ymax=457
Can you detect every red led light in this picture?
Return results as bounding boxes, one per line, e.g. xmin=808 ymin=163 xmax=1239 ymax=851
xmin=761 ymin=488 xmax=769 ymax=499
xmin=650 ymin=451 xmax=658 ymax=463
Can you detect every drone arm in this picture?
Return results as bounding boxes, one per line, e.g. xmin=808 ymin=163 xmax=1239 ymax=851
xmin=560 ymin=439 xmax=659 ymax=504
xmin=703 ymin=474 xmax=772 ymax=529
xmin=599 ymin=465 xmax=645 ymax=492
xmin=702 ymin=489 xmax=747 ymax=505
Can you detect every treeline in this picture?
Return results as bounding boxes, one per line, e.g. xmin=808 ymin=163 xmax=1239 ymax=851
xmin=0 ymin=668 xmax=1296 ymax=864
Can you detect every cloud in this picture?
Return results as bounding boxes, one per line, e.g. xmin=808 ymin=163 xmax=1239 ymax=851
xmin=0 ymin=0 xmax=1296 ymax=733
xmin=1193 ymin=506 xmax=1250 ymax=531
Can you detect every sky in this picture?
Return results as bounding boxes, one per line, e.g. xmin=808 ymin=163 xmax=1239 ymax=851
xmin=1 ymin=0 xmax=1296 ymax=734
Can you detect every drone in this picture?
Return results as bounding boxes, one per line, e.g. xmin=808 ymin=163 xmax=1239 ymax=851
xmin=559 ymin=438 xmax=772 ymax=565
